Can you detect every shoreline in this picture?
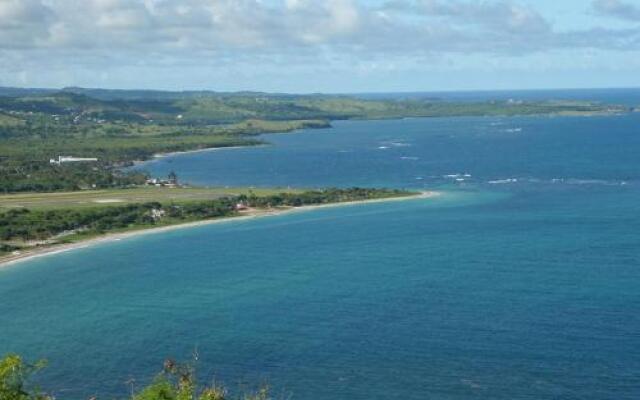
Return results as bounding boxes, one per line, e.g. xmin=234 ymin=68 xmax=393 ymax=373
xmin=147 ymin=122 xmax=333 ymax=161
xmin=133 ymin=112 xmax=627 ymax=168
xmin=0 ymin=191 xmax=439 ymax=269
xmin=129 ymin=145 xmax=267 ymax=167
xmin=152 ymin=144 xmax=269 ymax=159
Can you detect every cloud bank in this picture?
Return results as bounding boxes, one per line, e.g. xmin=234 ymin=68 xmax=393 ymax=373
xmin=0 ymin=0 xmax=638 ymax=91
xmin=2 ymin=0 xmax=637 ymax=53
xmin=593 ymin=0 xmax=640 ymax=21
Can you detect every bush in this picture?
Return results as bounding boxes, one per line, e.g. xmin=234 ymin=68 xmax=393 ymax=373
xmin=0 ymin=354 xmax=51 ymax=400
xmin=0 ymin=355 xmax=272 ymax=400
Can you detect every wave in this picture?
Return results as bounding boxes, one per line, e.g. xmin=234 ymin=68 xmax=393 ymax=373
xmin=563 ymin=178 xmax=629 ymax=186
xmin=379 ymin=140 xmax=412 ymax=148
xmin=486 ymin=177 xmax=631 ymax=186
xmin=444 ymin=173 xmax=472 ymax=179
xmin=488 ymin=178 xmax=518 ymax=184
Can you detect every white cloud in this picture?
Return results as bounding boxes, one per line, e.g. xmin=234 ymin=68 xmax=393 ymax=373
xmin=0 ymin=0 xmax=54 ymax=46
xmin=0 ymin=0 xmax=639 ymax=90
xmin=592 ymin=0 xmax=640 ymax=21
xmin=0 ymin=0 xmax=636 ymax=54
xmin=0 ymin=0 xmax=51 ymax=28
xmin=91 ymin=0 xmax=152 ymax=29
xmin=415 ymin=0 xmax=551 ymax=34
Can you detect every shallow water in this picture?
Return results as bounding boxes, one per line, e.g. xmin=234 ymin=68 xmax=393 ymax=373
xmin=2 ymin=95 xmax=640 ymax=399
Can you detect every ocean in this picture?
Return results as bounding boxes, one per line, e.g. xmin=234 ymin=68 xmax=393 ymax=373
xmin=1 ymin=91 xmax=639 ymax=399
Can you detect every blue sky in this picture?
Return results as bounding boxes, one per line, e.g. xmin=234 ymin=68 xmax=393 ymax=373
xmin=0 ymin=0 xmax=639 ymax=93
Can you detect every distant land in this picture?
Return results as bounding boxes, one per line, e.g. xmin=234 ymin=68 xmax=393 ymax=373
xmin=0 ymin=86 xmax=633 ymax=193
xmin=1 ymin=86 xmax=639 ymax=101
xmin=0 ymin=86 xmax=633 ymax=260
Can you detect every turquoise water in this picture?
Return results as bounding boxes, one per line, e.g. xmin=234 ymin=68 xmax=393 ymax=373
xmin=2 ymin=105 xmax=640 ymax=398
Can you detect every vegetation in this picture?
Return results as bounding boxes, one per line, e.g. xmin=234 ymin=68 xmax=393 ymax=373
xmin=0 ymin=88 xmax=629 ymax=193
xmin=237 ymin=187 xmax=409 ymax=208
xmin=0 ymin=354 xmax=49 ymax=400
xmin=0 ymin=162 xmax=148 ymax=193
xmin=0 ymin=187 xmax=304 ymax=210
xmin=0 ymin=188 xmax=413 ymax=255
xmin=0 ymin=354 xmax=271 ymax=400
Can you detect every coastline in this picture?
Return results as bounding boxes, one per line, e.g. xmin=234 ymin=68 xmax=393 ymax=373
xmin=152 ymin=144 xmax=269 ymax=159
xmin=133 ymin=112 xmax=627 ymax=167
xmin=129 ymin=145 xmax=267 ymax=167
xmin=147 ymin=121 xmax=333 ymax=161
xmin=0 ymin=191 xmax=439 ymax=269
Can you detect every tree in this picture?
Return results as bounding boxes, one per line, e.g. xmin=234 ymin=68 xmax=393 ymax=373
xmin=167 ymin=171 xmax=178 ymax=185
xmin=0 ymin=354 xmax=51 ymax=400
xmin=0 ymin=354 xmax=271 ymax=400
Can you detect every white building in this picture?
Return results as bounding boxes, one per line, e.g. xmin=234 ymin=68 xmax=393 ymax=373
xmin=50 ymin=156 xmax=98 ymax=165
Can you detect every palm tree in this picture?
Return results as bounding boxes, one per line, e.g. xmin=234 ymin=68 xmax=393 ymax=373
xmin=167 ymin=171 xmax=178 ymax=184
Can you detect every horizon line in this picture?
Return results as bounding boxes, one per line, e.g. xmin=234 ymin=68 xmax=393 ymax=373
xmin=1 ymin=85 xmax=640 ymax=97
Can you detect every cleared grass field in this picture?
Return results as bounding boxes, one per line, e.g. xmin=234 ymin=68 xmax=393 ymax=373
xmin=0 ymin=186 xmax=304 ymax=210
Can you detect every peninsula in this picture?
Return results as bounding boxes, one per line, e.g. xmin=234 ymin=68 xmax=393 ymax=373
xmin=0 ymin=187 xmax=436 ymax=267
xmin=0 ymin=87 xmax=626 ymax=266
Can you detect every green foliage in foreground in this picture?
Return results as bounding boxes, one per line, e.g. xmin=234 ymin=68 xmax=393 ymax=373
xmin=0 ymin=354 xmax=270 ymax=400
xmin=0 ymin=354 xmax=49 ymax=400
xmin=0 ymin=188 xmax=412 ymax=247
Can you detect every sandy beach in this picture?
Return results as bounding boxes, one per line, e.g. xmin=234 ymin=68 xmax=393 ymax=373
xmin=0 ymin=191 xmax=439 ymax=269
xmin=128 ymin=145 xmax=262 ymax=167
xmin=152 ymin=145 xmax=267 ymax=159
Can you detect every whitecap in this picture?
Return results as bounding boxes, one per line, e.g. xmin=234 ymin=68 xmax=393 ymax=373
xmin=566 ymin=178 xmax=609 ymax=185
xmin=488 ymin=178 xmax=518 ymax=184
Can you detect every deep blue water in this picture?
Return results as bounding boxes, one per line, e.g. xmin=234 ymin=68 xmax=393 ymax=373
xmin=139 ymin=114 xmax=640 ymax=190
xmin=2 ymin=94 xmax=640 ymax=399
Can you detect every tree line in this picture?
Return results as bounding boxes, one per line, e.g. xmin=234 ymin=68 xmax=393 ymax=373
xmin=0 ymin=353 xmax=270 ymax=400
xmin=0 ymin=188 xmax=412 ymax=249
